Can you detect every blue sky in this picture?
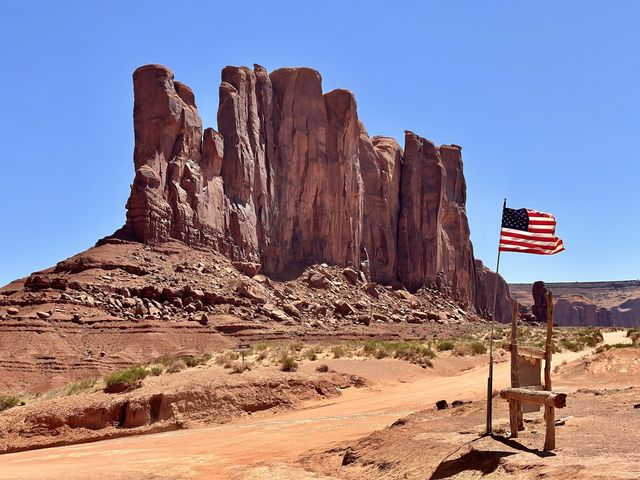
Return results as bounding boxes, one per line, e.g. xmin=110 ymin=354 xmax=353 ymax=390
xmin=1 ymin=1 xmax=638 ymax=286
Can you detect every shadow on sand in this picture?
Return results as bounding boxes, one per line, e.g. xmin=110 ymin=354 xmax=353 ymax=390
xmin=428 ymin=434 xmax=555 ymax=479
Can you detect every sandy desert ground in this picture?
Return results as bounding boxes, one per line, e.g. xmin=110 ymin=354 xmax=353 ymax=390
xmin=0 ymin=331 xmax=637 ymax=480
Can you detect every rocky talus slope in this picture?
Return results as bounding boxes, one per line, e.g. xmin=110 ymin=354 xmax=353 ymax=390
xmin=0 ymin=64 xmax=512 ymax=392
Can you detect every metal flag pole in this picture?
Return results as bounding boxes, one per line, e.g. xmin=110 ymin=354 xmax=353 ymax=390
xmin=486 ymin=198 xmax=507 ymax=435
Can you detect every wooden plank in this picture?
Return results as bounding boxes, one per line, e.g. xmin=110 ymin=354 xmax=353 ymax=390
xmin=499 ymin=388 xmax=567 ymax=408
xmin=502 ymin=344 xmax=545 ymax=359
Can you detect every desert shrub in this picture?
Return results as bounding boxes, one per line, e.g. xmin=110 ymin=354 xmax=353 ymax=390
xmin=453 ymin=343 xmax=472 ymax=356
xmin=469 ymin=341 xmax=487 ymax=355
xmin=215 ymin=352 xmax=239 ymax=368
xmin=363 ymin=340 xmax=379 ymax=354
xmin=181 ymin=355 xmax=199 ymax=367
xmin=230 ymin=361 xmax=251 ymax=374
xmin=316 ymin=364 xmax=329 ymax=373
xmin=64 ymin=378 xmax=97 ymax=395
xmin=436 ymin=340 xmax=455 ymax=351
xmin=104 ymin=366 xmax=148 ymax=388
xmin=0 ymin=395 xmax=21 ymax=412
xmin=610 ymin=343 xmax=637 ymax=349
xmin=166 ymin=359 xmax=187 ymax=373
xmin=560 ymin=338 xmax=580 ymax=352
xmin=304 ymin=349 xmax=318 ymax=361
xmin=374 ymin=348 xmax=388 ymax=359
xmin=331 ymin=345 xmax=347 ymax=359
xmin=595 ymin=344 xmax=611 ymax=354
xmin=289 ymin=342 xmax=305 ymax=352
xmin=155 ymin=356 xmax=174 ymax=367
xmin=256 ymin=350 xmax=268 ymax=361
xmin=253 ymin=343 xmax=268 ymax=352
xmin=149 ymin=365 xmax=163 ymax=376
xmin=180 ymin=354 xmax=209 ymax=367
xmin=280 ymin=354 xmax=298 ymax=372
xmin=576 ymin=328 xmax=603 ymax=348
xmin=215 ymin=353 xmax=228 ymax=366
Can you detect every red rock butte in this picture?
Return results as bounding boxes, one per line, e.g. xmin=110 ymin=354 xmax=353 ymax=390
xmin=109 ymin=63 xmax=509 ymax=321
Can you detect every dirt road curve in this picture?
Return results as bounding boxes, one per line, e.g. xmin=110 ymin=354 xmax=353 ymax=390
xmin=0 ymin=340 xmax=606 ymax=480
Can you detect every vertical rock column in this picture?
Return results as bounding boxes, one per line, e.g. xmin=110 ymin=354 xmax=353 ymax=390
xmin=397 ymin=131 xmax=446 ymax=291
xmin=359 ymin=133 xmax=402 ymax=283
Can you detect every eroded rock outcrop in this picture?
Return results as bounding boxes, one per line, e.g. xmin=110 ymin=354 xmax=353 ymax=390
xmin=474 ymin=259 xmax=511 ymax=323
xmin=117 ymin=63 xmax=509 ymax=319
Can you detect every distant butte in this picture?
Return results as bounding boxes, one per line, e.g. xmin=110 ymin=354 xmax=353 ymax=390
xmin=111 ymin=63 xmax=510 ymax=319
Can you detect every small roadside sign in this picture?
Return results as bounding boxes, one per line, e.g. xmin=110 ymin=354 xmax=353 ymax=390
xmin=235 ymin=343 xmax=251 ymax=364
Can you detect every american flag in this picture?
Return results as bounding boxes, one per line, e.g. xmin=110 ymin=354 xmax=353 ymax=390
xmin=499 ymin=207 xmax=565 ymax=255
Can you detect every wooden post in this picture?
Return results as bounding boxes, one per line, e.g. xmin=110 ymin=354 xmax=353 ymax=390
xmin=544 ymin=291 xmax=553 ymax=391
xmin=544 ymin=290 xmax=555 ymax=450
xmin=544 ymin=405 xmax=555 ymax=450
xmin=509 ymin=300 xmax=523 ymax=435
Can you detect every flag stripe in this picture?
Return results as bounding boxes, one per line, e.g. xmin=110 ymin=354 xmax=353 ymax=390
xmin=500 ymin=237 xmax=559 ymax=248
xmin=500 ymin=228 xmax=556 ymax=240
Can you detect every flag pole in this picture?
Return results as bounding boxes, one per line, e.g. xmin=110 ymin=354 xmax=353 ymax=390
xmin=486 ymin=197 xmax=507 ymax=435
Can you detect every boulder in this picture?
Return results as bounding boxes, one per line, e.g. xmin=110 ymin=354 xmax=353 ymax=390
xmin=308 ymin=273 xmax=330 ymax=289
xmin=334 ymin=301 xmax=356 ymax=316
xmin=233 ymin=261 xmax=261 ymax=277
xmin=342 ymin=268 xmax=359 ymax=285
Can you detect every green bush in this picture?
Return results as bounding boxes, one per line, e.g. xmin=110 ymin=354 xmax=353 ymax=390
xmin=560 ymin=338 xmax=580 ymax=352
xmin=280 ymin=354 xmax=298 ymax=372
xmin=374 ymin=348 xmax=388 ymax=359
xmin=610 ymin=343 xmax=638 ymax=349
xmin=0 ymin=395 xmax=21 ymax=412
xmin=104 ymin=366 xmax=148 ymax=388
xmin=155 ymin=356 xmax=174 ymax=367
xmin=469 ymin=341 xmax=487 ymax=355
xmin=149 ymin=365 xmax=163 ymax=376
xmin=182 ymin=355 xmax=197 ymax=367
xmin=436 ymin=340 xmax=455 ymax=351
xmin=304 ymin=349 xmax=318 ymax=361
xmin=363 ymin=340 xmax=379 ymax=354
xmin=331 ymin=345 xmax=347 ymax=359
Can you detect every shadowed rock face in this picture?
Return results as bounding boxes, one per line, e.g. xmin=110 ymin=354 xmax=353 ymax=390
xmin=474 ymin=259 xmax=511 ymax=323
xmin=119 ymin=63 xmax=509 ymax=318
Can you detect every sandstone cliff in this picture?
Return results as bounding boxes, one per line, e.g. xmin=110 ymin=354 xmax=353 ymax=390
xmin=117 ymin=63 xmax=509 ymax=320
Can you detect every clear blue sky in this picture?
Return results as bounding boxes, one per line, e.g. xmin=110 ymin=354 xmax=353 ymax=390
xmin=1 ymin=1 xmax=638 ymax=286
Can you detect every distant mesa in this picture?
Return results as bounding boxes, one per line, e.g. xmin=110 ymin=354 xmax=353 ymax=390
xmin=511 ymin=280 xmax=640 ymax=327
